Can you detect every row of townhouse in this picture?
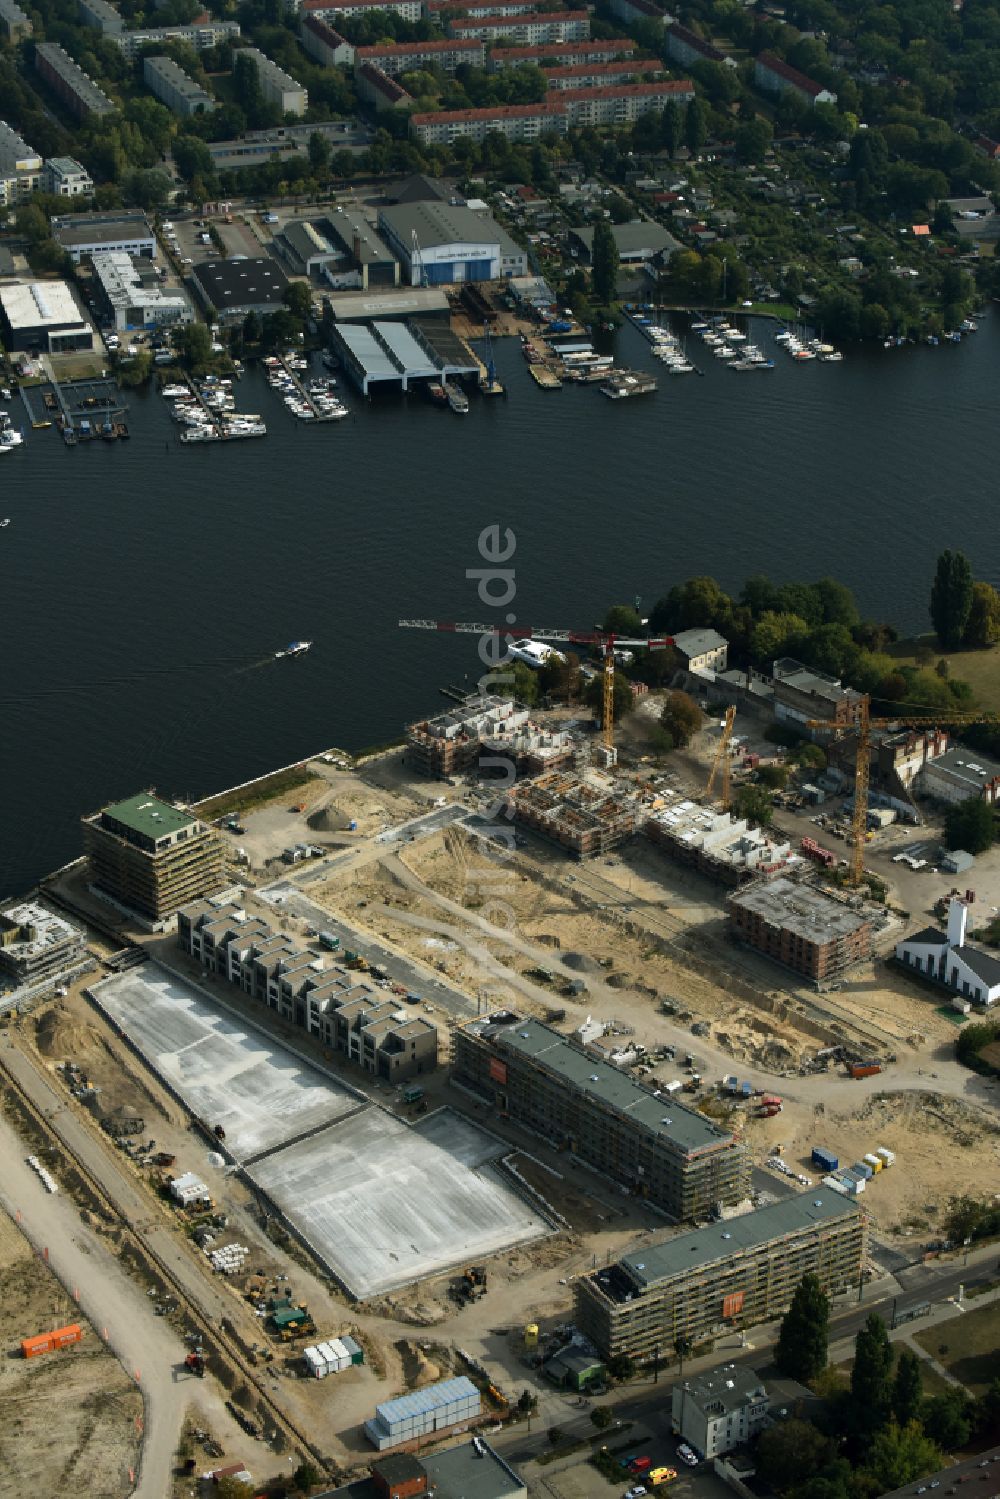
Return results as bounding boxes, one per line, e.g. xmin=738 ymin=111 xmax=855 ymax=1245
xmin=179 ymin=900 xmax=438 ymax=1080
xmin=409 ymin=78 xmax=693 ymax=143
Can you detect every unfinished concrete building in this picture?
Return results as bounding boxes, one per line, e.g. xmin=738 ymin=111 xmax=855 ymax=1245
xmin=405 ymin=694 xmax=574 ymax=779
xmin=645 ymin=799 xmax=793 ymax=886
xmin=505 ymin=770 xmax=638 ymax=857
xmin=0 ymin=900 xmax=84 ymax=986
xmin=575 ymin=1192 xmax=866 ymax=1362
xmin=728 ymin=876 xmax=872 ymax=981
xmin=179 ymin=900 xmax=437 ymax=1080
xmin=453 ymin=1016 xmax=748 ymax=1221
xmin=82 ymin=792 xmax=224 ymax=926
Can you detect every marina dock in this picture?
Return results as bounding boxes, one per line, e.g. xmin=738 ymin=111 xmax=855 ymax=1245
xmin=332 ymin=318 xmax=478 ymax=397
xmin=26 ymin=377 xmax=130 ymax=444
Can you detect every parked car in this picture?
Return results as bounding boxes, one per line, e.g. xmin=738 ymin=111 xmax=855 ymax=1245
xmin=676 ymin=1443 xmax=699 ymax=1467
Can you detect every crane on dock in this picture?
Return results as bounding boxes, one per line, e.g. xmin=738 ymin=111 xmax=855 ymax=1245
xmin=807 ymin=697 xmax=1000 ymax=886
xmin=399 ymin=619 xmax=675 ymax=762
xmin=480 ymin=321 xmax=504 ymax=396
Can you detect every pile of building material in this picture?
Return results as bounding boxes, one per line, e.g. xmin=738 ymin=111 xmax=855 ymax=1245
xmin=505 ymin=770 xmax=639 ymax=857
xmin=303 ymin=1335 xmax=364 ymax=1378
xmin=208 ymin=1242 xmax=249 ymax=1274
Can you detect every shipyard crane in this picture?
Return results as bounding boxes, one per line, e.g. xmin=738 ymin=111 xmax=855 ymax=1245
xmin=705 ymin=705 xmax=737 ymax=808
xmin=399 ymin=619 xmax=676 ymax=759
xmin=807 ymin=696 xmax=1000 ymax=887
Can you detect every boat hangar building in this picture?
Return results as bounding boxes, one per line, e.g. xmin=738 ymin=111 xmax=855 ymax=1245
xmin=377 ymin=200 xmax=527 ymax=285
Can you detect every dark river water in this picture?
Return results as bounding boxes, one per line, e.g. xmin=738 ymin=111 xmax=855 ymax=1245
xmin=3 ymin=313 xmax=998 ymax=894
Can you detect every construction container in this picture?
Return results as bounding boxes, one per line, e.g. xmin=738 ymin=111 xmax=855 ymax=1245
xmin=812 ymin=1147 xmax=839 ymax=1173
xmin=875 ymin=1146 xmax=895 ymax=1167
xmin=852 ymin=1160 xmax=873 ymax=1180
xmin=304 ymin=1347 xmax=326 ymax=1378
xmin=822 ymin=1174 xmax=849 ymax=1197
xmin=836 ymin=1170 xmax=866 ymax=1195
xmin=524 ymin=1323 xmax=539 ymax=1350
xmin=863 ymin=1153 xmax=883 ymax=1174
xmin=341 ymin=1335 xmax=364 ymax=1366
xmin=849 ymin=1062 xmax=882 ymax=1079
xmin=21 ymin=1324 xmax=82 ymax=1359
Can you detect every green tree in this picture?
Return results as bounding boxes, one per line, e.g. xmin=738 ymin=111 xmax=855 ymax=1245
xmin=660 ymin=690 xmax=703 ymax=748
xmin=731 ymin=784 xmax=774 ymax=827
xmin=750 ymin=611 xmax=809 ymax=665
xmin=774 ymin=1273 xmax=830 ymax=1383
xmin=660 ymin=99 xmax=682 ymax=155
xmin=685 ymin=96 xmax=708 ymax=155
xmin=851 ymin=1313 xmax=893 ymax=1436
xmin=518 ymin=1389 xmax=537 ymax=1412
xmin=242 ymin=309 xmax=262 ymax=345
xmin=293 ymin=1460 xmax=321 ymax=1493
xmin=930 ymin=549 xmax=974 ymax=650
xmin=815 ymin=577 xmax=860 ymax=629
xmin=756 ymin=764 xmax=788 ymax=790
xmin=892 ymin=1349 xmax=923 ymax=1428
xmin=607 ymin=1353 xmax=635 ymax=1381
xmin=284 ymin=281 xmax=313 ymax=321
xmin=174 ymin=321 xmax=212 ymax=370
xmin=584 ymin=671 xmax=633 ymax=726
xmin=866 ymin=1421 xmax=942 ymax=1491
xmin=921 ymin=1387 xmax=973 ymax=1448
xmin=735 ymin=116 xmax=773 ymax=163
xmin=603 ymin=603 xmax=643 ymax=635
xmin=944 ymin=796 xmax=995 ymax=854
xmin=590 ymin=1405 xmax=613 ymax=1430
xmin=756 ymin=1419 xmax=835 ymax=1492
xmin=308 ymin=130 xmax=331 ymax=175
xmin=796 ymin=743 xmax=828 ymax=773
xmin=964 ymin=582 xmax=1000 ymax=649
xmin=591 ymin=218 xmax=619 ymax=306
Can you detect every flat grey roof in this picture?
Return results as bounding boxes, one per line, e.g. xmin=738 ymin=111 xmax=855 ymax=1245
xmin=329 ymin=287 xmax=449 ymax=320
xmin=421 ymin=1439 xmax=526 ymax=1499
xmin=571 ymin=221 xmax=680 ymax=257
xmin=729 ymin=876 xmax=869 ymax=941
xmin=621 ymin=1191 xmax=861 ymax=1289
xmin=380 ymin=199 xmax=503 ymax=251
xmin=54 ymin=211 xmax=153 ymax=247
xmin=375 ymin=319 xmax=437 ymax=376
xmin=479 ymin=1018 xmax=733 ymax=1158
xmin=679 ymin=1363 xmax=766 ymax=1413
xmin=926 ymin=747 xmax=1000 ymax=786
xmin=336 ymin=322 xmax=398 ymax=380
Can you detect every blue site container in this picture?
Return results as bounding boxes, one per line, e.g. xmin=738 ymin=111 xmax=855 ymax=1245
xmin=852 ymin=1160 xmax=873 ymax=1180
xmin=812 ymin=1147 xmax=839 ymax=1172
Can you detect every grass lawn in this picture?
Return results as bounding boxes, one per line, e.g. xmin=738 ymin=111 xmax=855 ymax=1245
xmin=890 ymin=636 xmax=1000 ymax=713
xmin=915 ymin=1299 xmax=1000 ymax=1397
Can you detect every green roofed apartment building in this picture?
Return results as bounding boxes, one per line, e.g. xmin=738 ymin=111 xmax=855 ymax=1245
xmin=453 ymin=1017 xmax=748 ymax=1222
xmin=82 ymin=792 xmax=224 ymax=927
xmin=575 ymin=1192 xmax=866 ymax=1362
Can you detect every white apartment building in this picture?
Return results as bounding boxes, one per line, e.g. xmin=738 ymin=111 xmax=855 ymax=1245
xmin=0 ymin=120 xmax=42 ymax=206
xmin=238 ymin=45 xmax=308 ymax=115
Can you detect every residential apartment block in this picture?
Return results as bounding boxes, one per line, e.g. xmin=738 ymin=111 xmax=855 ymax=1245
xmin=356 ymin=62 xmax=412 ymax=111
xmin=79 ymin=0 xmax=123 ymax=35
xmin=728 ymin=876 xmax=872 ymax=981
xmin=453 ymin=1016 xmax=749 ymax=1222
xmin=665 ymin=21 xmax=735 ymax=68
xmin=0 ymin=901 xmax=85 ymax=987
xmin=446 ymin=10 xmax=589 ymax=43
xmin=541 ymin=59 xmax=664 ymax=89
xmin=409 ymin=100 xmax=566 ymax=144
xmin=116 ymin=20 xmax=239 ymax=59
xmin=671 ymin=1366 xmax=770 ymax=1458
xmin=561 ymin=78 xmax=694 ymax=127
xmin=0 ymin=121 xmax=41 ymax=207
xmin=143 ymin=55 xmax=216 ymax=116
xmin=237 ymin=45 xmax=307 ymax=115
xmin=299 ymin=15 xmax=355 ymax=67
xmin=43 ymin=156 xmax=94 ymax=197
xmin=354 ymin=37 xmax=485 ymax=76
xmin=488 ymin=38 xmax=636 ymax=69
xmin=82 ymin=792 xmax=225 ymax=926
xmin=300 ymin=0 xmax=422 ymax=21
xmin=575 ymin=1193 xmax=866 ymax=1361
xmin=35 ymin=43 xmax=115 ymax=119
xmin=0 ymin=0 xmax=32 ymax=40
xmin=755 ymin=50 xmax=837 ymax=106
xmin=426 ymin=0 xmax=539 ymax=14
xmin=178 ymin=899 xmax=438 ymax=1079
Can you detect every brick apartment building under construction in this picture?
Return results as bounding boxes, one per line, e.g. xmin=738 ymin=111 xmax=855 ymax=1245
xmin=505 ymin=770 xmax=639 ymax=857
xmin=82 ymin=791 xmax=224 ymax=926
xmin=453 ymin=1016 xmax=748 ymax=1221
xmin=727 ymin=876 xmax=872 ymax=981
xmin=575 ymin=1191 xmax=866 ymax=1361
xmin=405 ymin=694 xmax=574 ymax=779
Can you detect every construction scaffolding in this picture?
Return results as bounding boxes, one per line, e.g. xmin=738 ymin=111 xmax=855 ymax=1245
xmin=505 ymin=770 xmax=640 ymax=858
xmin=405 ymin=695 xmax=576 ymax=779
xmin=727 ymin=876 xmax=872 ymax=982
xmin=645 ymin=799 xmax=793 ymax=887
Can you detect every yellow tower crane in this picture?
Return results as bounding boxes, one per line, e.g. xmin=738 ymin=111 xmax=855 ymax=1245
xmin=807 ymin=697 xmax=1000 ymax=886
xmin=705 ymin=705 xmax=737 ymax=808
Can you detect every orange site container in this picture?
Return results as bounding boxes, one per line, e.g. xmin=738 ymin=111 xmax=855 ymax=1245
xmin=21 ymin=1323 xmax=82 ymax=1358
